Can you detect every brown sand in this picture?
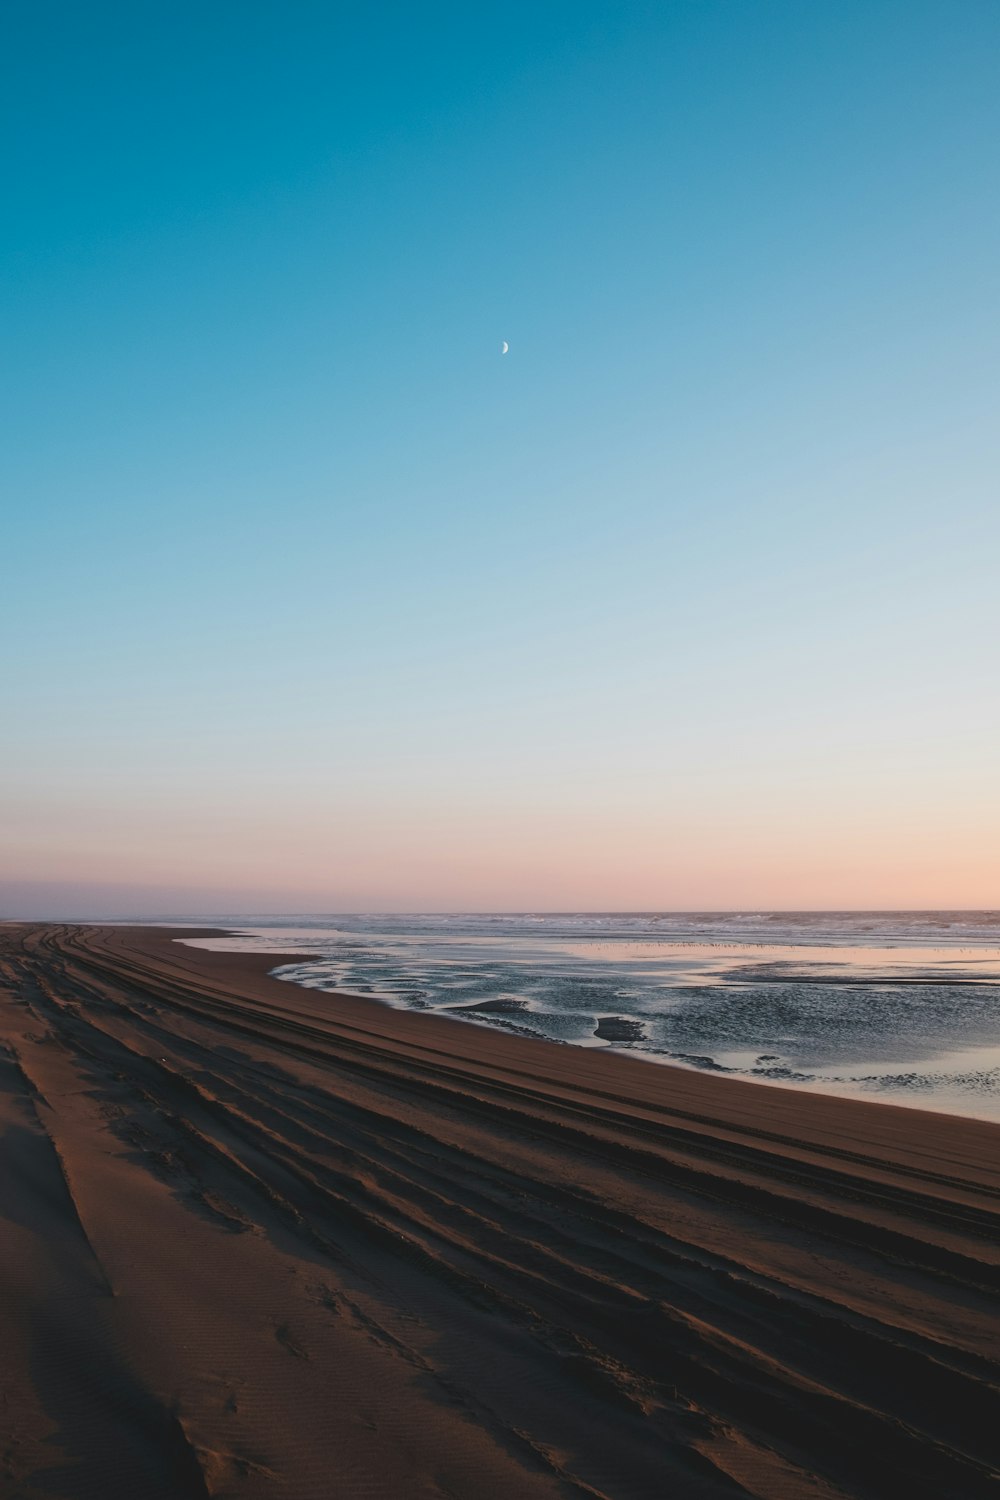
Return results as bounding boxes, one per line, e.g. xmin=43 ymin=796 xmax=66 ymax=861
xmin=1 ymin=923 xmax=999 ymax=1499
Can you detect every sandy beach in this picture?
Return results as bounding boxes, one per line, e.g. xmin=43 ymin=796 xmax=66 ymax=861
xmin=2 ymin=922 xmax=999 ymax=1499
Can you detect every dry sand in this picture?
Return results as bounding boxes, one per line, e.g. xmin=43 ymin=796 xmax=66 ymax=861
xmin=1 ymin=922 xmax=999 ymax=1498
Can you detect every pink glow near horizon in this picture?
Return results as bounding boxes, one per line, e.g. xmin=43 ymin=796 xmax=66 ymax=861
xmin=3 ymin=785 xmax=997 ymax=914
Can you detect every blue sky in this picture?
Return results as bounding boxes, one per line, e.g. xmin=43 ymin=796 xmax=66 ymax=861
xmin=3 ymin=1 xmax=999 ymax=913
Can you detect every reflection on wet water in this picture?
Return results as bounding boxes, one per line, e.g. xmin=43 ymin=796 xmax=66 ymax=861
xmin=180 ymin=912 xmax=1000 ymax=1122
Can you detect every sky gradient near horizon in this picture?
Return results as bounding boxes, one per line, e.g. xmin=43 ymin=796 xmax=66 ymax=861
xmin=3 ymin=1 xmax=999 ymax=916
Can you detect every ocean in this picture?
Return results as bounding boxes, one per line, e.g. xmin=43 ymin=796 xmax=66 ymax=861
xmin=178 ymin=910 xmax=1000 ymax=1122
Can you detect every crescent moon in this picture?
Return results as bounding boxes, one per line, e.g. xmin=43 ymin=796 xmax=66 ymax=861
xmin=501 ymin=341 xmax=509 ymax=354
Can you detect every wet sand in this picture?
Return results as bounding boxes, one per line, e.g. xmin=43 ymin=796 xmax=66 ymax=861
xmin=1 ymin=922 xmax=999 ymax=1498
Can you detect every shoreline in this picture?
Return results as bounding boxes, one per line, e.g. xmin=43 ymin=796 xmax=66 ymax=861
xmin=177 ymin=920 xmax=1000 ymax=1131
xmin=2 ymin=922 xmax=999 ymax=1498
xmin=182 ymin=923 xmax=1000 ymax=1124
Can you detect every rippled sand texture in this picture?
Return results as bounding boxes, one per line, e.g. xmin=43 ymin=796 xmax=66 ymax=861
xmin=2 ymin=923 xmax=1000 ymax=1498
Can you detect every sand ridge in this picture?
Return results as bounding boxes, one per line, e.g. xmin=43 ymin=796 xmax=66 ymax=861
xmin=1 ymin=922 xmax=999 ymax=1498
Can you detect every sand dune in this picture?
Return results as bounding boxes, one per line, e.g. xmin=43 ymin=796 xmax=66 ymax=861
xmin=1 ymin=923 xmax=999 ymax=1499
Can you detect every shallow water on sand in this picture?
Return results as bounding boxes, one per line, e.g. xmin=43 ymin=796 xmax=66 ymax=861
xmin=179 ymin=912 xmax=1000 ymax=1122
